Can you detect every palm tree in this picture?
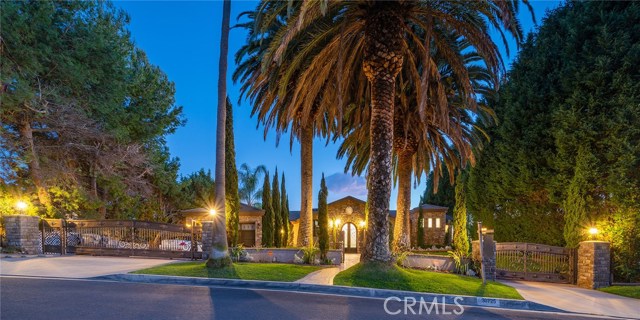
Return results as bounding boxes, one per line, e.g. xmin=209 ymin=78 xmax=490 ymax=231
xmin=234 ymin=3 xmax=339 ymax=247
xmin=262 ymin=0 xmax=527 ymax=262
xmin=238 ymin=163 xmax=267 ymax=207
xmin=208 ymin=0 xmax=231 ymax=268
xmin=339 ymin=42 xmax=497 ymax=251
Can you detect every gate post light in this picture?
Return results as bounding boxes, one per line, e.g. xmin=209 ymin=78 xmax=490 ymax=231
xmin=588 ymin=227 xmax=598 ymax=240
xmin=16 ymin=200 xmax=28 ymax=213
xmin=209 ymin=209 xmax=216 ymax=216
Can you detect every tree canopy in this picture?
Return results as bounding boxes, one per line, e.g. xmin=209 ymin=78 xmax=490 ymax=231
xmin=466 ymin=1 xmax=640 ymax=281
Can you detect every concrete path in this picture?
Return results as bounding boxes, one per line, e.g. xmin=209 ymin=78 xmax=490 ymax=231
xmin=0 ymin=255 xmax=176 ymax=278
xmin=295 ymin=253 xmax=360 ymax=285
xmin=502 ymin=280 xmax=640 ymax=319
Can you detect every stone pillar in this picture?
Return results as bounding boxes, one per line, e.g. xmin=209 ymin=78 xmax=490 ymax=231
xmin=472 ymin=232 xmax=497 ymax=281
xmin=201 ymin=221 xmax=213 ymax=260
xmin=577 ymin=241 xmax=611 ymax=289
xmin=4 ymin=215 xmax=42 ymax=254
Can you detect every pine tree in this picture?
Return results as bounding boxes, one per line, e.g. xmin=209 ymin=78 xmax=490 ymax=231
xmin=280 ymin=172 xmax=289 ymax=247
xmin=417 ymin=208 xmax=425 ymax=249
xmin=225 ymin=98 xmax=240 ymax=247
xmin=318 ymin=174 xmax=329 ymax=260
xmin=272 ymin=168 xmax=282 ymax=247
xmin=261 ymin=173 xmax=274 ymax=247
xmin=453 ymin=172 xmax=469 ymax=254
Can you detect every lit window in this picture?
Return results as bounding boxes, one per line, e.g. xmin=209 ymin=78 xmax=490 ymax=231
xmin=436 ymin=218 xmax=441 ymax=228
xmin=428 ymin=218 xmax=433 ymax=228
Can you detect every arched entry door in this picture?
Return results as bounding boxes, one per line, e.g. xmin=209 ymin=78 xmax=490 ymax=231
xmin=342 ymin=223 xmax=357 ymax=253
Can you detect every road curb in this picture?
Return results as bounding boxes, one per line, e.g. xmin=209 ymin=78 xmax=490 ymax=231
xmin=95 ymin=273 xmax=560 ymax=312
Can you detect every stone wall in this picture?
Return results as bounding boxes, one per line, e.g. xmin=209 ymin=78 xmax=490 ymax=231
xmin=243 ymin=248 xmax=342 ymax=265
xmin=3 ymin=215 xmax=41 ymax=254
xmin=401 ymin=254 xmax=455 ymax=272
xmin=201 ymin=221 xmax=213 ymax=260
xmin=472 ymin=232 xmax=496 ymax=281
xmin=577 ymin=241 xmax=611 ymax=289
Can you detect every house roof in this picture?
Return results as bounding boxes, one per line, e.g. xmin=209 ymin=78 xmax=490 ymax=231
xmin=288 ymin=198 xmax=448 ymax=221
xmin=180 ymin=203 xmax=264 ymax=217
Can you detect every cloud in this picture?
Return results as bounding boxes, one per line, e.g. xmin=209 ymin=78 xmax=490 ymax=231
xmin=325 ymin=172 xmax=367 ymax=197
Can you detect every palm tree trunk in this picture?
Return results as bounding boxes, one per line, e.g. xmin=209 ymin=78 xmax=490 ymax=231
xmin=19 ymin=117 xmax=50 ymax=208
xmin=361 ymin=7 xmax=405 ymax=263
xmin=207 ymin=0 xmax=231 ymax=268
xmin=393 ymin=151 xmax=412 ymax=251
xmin=298 ymin=124 xmax=314 ymax=247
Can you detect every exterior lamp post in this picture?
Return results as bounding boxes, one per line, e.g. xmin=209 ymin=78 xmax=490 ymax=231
xmin=588 ymin=227 xmax=598 ymax=240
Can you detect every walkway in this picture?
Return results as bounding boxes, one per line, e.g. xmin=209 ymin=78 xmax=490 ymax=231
xmin=295 ymin=253 xmax=360 ymax=285
xmin=501 ymin=280 xmax=640 ymax=319
xmin=0 ymin=255 xmax=176 ymax=278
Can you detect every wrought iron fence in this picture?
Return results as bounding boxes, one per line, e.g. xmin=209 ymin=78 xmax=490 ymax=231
xmin=40 ymin=219 xmax=202 ymax=259
xmin=496 ymin=242 xmax=576 ymax=284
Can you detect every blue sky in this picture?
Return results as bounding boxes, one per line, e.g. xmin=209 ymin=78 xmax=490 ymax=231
xmin=114 ymin=0 xmax=560 ymax=210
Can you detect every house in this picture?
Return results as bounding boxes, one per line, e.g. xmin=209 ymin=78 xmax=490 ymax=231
xmin=290 ymin=196 xmax=450 ymax=252
xmin=180 ymin=203 xmax=264 ymax=247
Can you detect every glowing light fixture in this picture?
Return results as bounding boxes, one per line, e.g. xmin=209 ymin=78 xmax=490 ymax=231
xmin=209 ymin=209 xmax=216 ymax=216
xmin=359 ymin=220 xmax=366 ymax=228
xmin=335 ymin=219 xmax=341 ymax=226
xmin=328 ymin=220 xmax=333 ymax=228
xmin=16 ymin=201 xmax=28 ymax=211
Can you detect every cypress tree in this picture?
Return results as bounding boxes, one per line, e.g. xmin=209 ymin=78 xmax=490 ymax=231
xmin=225 ymin=98 xmax=240 ymax=246
xmin=318 ymin=173 xmax=329 ymax=260
xmin=272 ymin=168 xmax=282 ymax=247
xmin=280 ymin=172 xmax=289 ymax=247
xmin=261 ymin=173 xmax=274 ymax=247
xmin=453 ymin=172 xmax=469 ymax=254
xmin=417 ymin=208 xmax=425 ymax=248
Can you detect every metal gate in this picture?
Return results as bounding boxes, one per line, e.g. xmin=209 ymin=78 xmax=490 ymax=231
xmin=40 ymin=219 xmax=202 ymax=259
xmin=496 ymin=242 xmax=576 ymax=284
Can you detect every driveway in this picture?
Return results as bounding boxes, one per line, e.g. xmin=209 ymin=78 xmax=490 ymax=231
xmin=0 ymin=255 xmax=176 ymax=278
xmin=295 ymin=253 xmax=360 ymax=285
xmin=501 ymin=280 xmax=640 ymax=319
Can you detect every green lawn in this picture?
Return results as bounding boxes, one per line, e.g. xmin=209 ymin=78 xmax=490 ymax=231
xmin=334 ymin=263 xmax=523 ymax=300
xmin=598 ymin=286 xmax=640 ymax=299
xmin=132 ymin=262 xmax=323 ymax=282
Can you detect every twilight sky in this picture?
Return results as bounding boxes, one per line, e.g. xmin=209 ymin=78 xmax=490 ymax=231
xmin=114 ymin=0 xmax=560 ymax=210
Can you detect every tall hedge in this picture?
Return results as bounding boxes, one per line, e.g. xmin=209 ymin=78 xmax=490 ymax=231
xmin=318 ymin=174 xmax=329 ymax=260
xmin=261 ymin=173 xmax=274 ymax=247
xmin=280 ymin=172 xmax=289 ymax=246
xmin=225 ymin=98 xmax=240 ymax=246
xmin=466 ymin=1 xmax=640 ymax=281
xmin=272 ymin=168 xmax=282 ymax=247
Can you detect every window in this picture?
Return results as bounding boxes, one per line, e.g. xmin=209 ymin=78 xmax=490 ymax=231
xmin=436 ymin=218 xmax=441 ymax=228
xmin=428 ymin=218 xmax=433 ymax=228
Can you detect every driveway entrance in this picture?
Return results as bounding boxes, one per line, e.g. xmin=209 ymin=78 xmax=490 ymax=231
xmin=501 ymin=280 xmax=640 ymax=319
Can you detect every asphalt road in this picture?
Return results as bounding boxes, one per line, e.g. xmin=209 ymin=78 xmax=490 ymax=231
xmin=0 ymin=277 xmax=610 ymax=320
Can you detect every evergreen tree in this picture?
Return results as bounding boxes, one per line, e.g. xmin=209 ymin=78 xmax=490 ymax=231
xmin=272 ymin=168 xmax=282 ymax=247
xmin=280 ymin=173 xmax=289 ymax=247
xmin=318 ymin=174 xmax=329 ymax=260
xmin=465 ymin=1 xmax=640 ymax=280
xmin=225 ymin=98 xmax=240 ymax=246
xmin=453 ymin=172 xmax=469 ymax=254
xmin=261 ymin=173 xmax=274 ymax=247
xmin=417 ymin=208 xmax=425 ymax=249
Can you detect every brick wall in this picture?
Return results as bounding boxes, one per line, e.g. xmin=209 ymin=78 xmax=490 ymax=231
xmin=472 ymin=233 xmax=497 ymax=281
xmin=577 ymin=241 xmax=611 ymax=289
xmin=4 ymin=215 xmax=41 ymax=254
